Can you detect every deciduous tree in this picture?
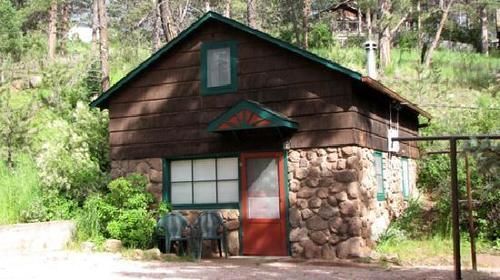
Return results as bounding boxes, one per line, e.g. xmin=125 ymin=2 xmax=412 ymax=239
xmin=97 ymin=0 xmax=109 ymax=91
xmin=48 ymin=0 xmax=58 ymax=61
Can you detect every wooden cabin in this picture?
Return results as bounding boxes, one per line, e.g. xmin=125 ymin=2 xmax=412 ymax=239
xmin=91 ymin=12 xmax=430 ymax=259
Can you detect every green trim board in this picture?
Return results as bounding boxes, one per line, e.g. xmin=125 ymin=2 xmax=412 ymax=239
xmin=200 ymin=40 xmax=238 ymax=95
xmin=401 ymin=157 xmax=410 ymax=199
xmin=89 ymin=11 xmax=361 ymax=109
xmin=207 ymin=99 xmax=298 ymax=132
xmin=373 ymin=151 xmax=385 ymax=201
xmin=162 ymin=159 xmax=170 ymax=202
xmin=283 ymin=150 xmax=291 ymax=256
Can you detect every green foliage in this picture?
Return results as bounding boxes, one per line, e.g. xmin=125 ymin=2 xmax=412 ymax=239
xmin=0 ymin=0 xmax=23 ymax=59
xmin=345 ymin=36 xmax=365 ymax=48
xmin=0 ymin=88 xmax=38 ymax=169
xmin=396 ymin=31 xmax=418 ymax=49
xmin=76 ymin=174 xmax=158 ymax=248
xmin=464 ymin=140 xmax=500 ymax=241
xmin=106 ymin=209 xmax=156 ymax=248
xmin=309 ymin=23 xmax=335 ymax=49
xmin=0 ymin=155 xmax=41 ymax=224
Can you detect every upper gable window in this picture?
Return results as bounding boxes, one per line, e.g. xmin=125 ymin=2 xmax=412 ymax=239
xmin=201 ymin=41 xmax=238 ymax=95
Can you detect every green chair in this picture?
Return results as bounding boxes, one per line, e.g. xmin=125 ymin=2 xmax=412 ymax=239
xmin=157 ymin=212 xmax=189 ymax=255
xmin=192 ymin=211 xmax=228 ymax=259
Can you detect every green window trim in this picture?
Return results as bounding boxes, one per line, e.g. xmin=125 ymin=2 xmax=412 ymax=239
xmin=200 ymin=40 xmax=238 ymax=95
xmin=162 ymin=156 xmax=240 ymax=210
xmin=401 ymin=157 xmax=410 ymax=200
xmin=374 ymin=151 xmax=385 ymax=201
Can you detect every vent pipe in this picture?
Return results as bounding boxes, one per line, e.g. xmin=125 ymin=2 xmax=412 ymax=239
xmin=364 ymin=41 xmax=378 ymax=80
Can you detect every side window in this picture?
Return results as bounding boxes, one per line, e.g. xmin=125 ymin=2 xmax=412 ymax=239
xmin=201 ymin=41 xmax=238 ymax=95
xmin=401 ymin=158 xmax=410 ymax=199
xmin=168 ymin=157 xmax=239 ymax=207
xmin=374 ymin=152 xmax=384 ymax=201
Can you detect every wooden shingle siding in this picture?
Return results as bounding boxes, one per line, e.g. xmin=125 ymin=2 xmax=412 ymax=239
xmin=107 ymin=21 xmax=420 ymax=160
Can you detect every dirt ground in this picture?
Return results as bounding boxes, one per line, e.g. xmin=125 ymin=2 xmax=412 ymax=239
xmin=0 ymin=251 xmax=499 ymax=280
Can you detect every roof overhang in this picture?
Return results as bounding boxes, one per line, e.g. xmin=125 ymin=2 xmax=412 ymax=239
xmin=361 ymin=76 xmax=432 ymax=120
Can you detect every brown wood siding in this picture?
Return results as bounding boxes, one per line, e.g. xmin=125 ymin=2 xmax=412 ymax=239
xmin=106 ymin=21 xmax=420 ymax=160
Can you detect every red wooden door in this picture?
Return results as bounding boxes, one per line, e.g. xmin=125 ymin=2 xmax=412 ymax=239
xmin=241 ymin=152 xmax=287 ymax=256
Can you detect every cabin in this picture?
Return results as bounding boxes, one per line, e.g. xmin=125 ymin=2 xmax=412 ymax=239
xmin=91 ymin=12 xmax=430 ymax=259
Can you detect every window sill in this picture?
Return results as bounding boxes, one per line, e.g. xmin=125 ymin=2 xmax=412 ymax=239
xmin=171 ymin=203 xmax=240 ymax=210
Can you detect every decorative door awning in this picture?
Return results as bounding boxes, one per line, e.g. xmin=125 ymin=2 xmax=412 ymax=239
xmin=207 ymin=100 xmax=298 ymax=133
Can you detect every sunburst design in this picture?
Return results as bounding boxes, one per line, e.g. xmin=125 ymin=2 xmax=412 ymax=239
xmin=217 ymin=109 xmax=271 ymax=130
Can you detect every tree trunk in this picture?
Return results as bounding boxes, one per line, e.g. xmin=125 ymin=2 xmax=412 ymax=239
xmin=357 ymin=7 xmax=362 ymax=35
xmin=367 ymin=8 xmax=372 ymax=40
xmin=97 ymin=0 xmax=110 ymax=91
xmin=423 ymin=0 xmax=454 ymax=68
xmin=496 ymin=9 xmax=500 ymax=48
xmin=224 ymin=0 xmax=231 ymax=17
xmin=158 ymin=0 xmax=177 ymax=41
xmin=379 ymin=0 xmax=392 ymax=68
xmin=48 ymin=1 xmax=57 ymax=62
xmin=302 ymin=0 xmax=311 ymax=49
xmin=247 ymin=0 xmax=257 ymax=28
xmin=59 ymin=1 xmax=69 ymax=54
xmin=480 ymin=5 xmax=489 ymax=55
xmin=152 ymin=0 xmax=162 ymax=52
xmin=417 ymin=0 xmax=422 ymax=49
xmin=91 ymin=0 xmax=99 ymax=54
xmin=204 ymin=0 xmax=210 ymax=12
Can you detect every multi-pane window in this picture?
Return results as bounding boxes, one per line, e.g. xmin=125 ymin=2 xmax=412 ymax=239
xmin=374 ymin=152 xmax=385 ymax=201
xmin=401 ymin=158 xmax=410 ymax=199
xmin=207 ymin=47 xmax=231 ymax=88
xmin=170 ymin=157 xmax=239 ymax=205
xmin=201 ymin=41 xmax=238 ymax=95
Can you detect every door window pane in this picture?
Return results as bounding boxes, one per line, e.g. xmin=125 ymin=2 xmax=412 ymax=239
xmin=218 ymin=180 xmax=239 ymax=203
xmin=246 ymin=158 xmax=279 ymax=219
xmin=207 ymin=47 xmax=231 ymax=88
xmin=194 ymin=182 xmax=217 ymax=204
xmin=193 ymin=159 xmax=216 ymax=181
xmin=171 ymin=182 xmax=192 ymax=204
xmin=217 ymin=157 xmax=238 ymax=180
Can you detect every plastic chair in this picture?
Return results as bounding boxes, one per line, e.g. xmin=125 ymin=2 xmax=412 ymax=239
xmin=192 ymin=211 xmax=228 ymax=259
xmin=157 ymin=212 xmax=189 ymax=255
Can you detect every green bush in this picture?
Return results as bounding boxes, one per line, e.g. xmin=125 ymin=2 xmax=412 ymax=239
xmin=76 ymin=174 xmax=159 ymax=248
xmin=0 ymin=155 xmax=41 ymax=224
xmin=309 ymin=23 xmax=335 ymax=49
xmin=107 ymin=209 xmax=156 ymax=248
xmin=396 ymin=31 xmax=418 ymax=49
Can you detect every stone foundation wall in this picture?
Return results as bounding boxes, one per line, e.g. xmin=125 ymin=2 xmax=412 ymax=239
xmin=361 ymin=151 xmax=418 ymax=240
xmin=287 ymin=146 xmax=417 ymax=259
xmin=111 ymin=159 xmax=241 ymax=256
xmin=111 ymin=158 xmax=163 ymax=201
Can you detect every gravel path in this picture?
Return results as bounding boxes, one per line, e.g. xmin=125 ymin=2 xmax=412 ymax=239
xmin=0 ymin=251 xmax=498 ymax=280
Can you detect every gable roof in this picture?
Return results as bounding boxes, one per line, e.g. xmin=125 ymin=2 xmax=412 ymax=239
xmin=89 ymin=11 xmax=430 ymax=119
xmin=207 ymin=99 xmax=298 ymax=132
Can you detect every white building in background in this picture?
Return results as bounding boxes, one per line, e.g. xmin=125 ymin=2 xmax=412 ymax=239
xmin=68 ymin=25 xmax=93 ymax=43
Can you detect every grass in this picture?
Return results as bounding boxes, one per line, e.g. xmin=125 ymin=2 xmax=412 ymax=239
xmin=0 ymin=155 xmax=41 ymax=225
xmin=376 ymin=236 xmax=500 ymax=268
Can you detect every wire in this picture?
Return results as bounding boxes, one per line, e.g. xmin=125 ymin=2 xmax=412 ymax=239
xmin=419 ymin=104 xmax=500 ymax=111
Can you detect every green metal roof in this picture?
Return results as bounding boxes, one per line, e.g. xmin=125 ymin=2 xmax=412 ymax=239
xmin=207 ymin=99 xmax=298 ymax=132
xmin=89 ymin=11 xmax=362 ymax=109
